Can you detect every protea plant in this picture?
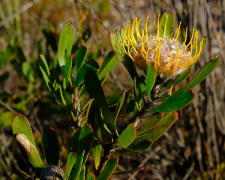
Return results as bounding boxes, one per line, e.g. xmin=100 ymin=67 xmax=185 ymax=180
xmin=10 ymin=11 xmax=219 ymax=180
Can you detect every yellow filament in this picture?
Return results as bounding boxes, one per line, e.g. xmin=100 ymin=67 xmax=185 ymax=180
xmin=175 ymin=22 xmax=181 ymax=39
xmin=163 ymin=16 xmax=168 ymax=38
xmin=187 ymin=28 xmax=195 ymax=47
xmin=153 ymin=18 xmax=156 ymax=35
xmin=183 ymin=28 xmax=188 ymax=44
xmin=169 ymin=84 xmax=173 ymax=96
xmin=157 ymin=14 xmax=160 ymax=37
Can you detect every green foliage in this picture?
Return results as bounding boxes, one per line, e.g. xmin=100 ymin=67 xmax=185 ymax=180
xmin=6 ymin=10 xmax=220 ymax=179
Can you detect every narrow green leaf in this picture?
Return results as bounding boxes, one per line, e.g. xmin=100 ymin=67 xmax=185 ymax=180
xmin=145 ymin=63 xmax=156 ymax=100
xmin=58 ymin=23 xmax=72 ymax=76
xmin=79 ymin=167 xmax=85 ymax=180
xmin=70 ymin=150 xmax=85 ymax=180
xmin=106 ymin=93 xmax=122 ymax=107
xmin=84 ymin=70 xmax=115 ymax=128
xmin=65 ymin=152 xmax=76 ymax=176
xmin=95 ymin=107 xmax=112 ymax=137
xmin=187 ymin=59 xmax=220 ymax=89
xmin=127 ymin=139 xmax=153 ymax=152
xmin=65 ymin=55 xmax=72 ymax=86
xmin=122 ymin=90 xmax=132 ymax=121
xmin=75 ymin=59 xmax=99 ymax=88
xmin=50 ymin=68 xmax=66 ymax=105
xmin=86 ymin=172 xmax=96 ymax=180
xmin=92 ymin=140 xmax=101 ymax=170
xmin=98 ymin=53 xmax=119 ymax=81
xmin=158 ymin=11 xmax=175 ymax=38
xmin=69 ymin=128 xmax=81 ymax=153
xmin=136 ymin=112 xmax=178 ymax=142
xmin=99 ymin=51 xmax=115 ymax=73
xmin=43 ymin=127 xmax=59 ymax=166
xmin=22 ymin=62 xmax=35 ymax=83
xmin=117 ymin=124 xmax=136 ymax=148
xmin=39 ymin=55 xmax=66 ymax=107
xmin=134 ymin=76 xmax=145 ymax=110
xmin=113 ymin=167 xmax=144 ymax=175
xmin=71 ymin=124 xmax=93 ymax=180
xmin=65 ymin=28 xmax=75 ymax=58
xmin=0 ymin=44 xmax=14 ymax=68
xmin=86 ymin=98 xmax=95 ymax=127
xmin=76 ymin=45 xmax=88 ymax=72
xmin=150 ymin=87 xmax=195 ymax=113
xmin=136 ymin=113 xmax=163 ymax=137
xmin=97 ymin=157 xmax=119 ymax=180
xmin=12 ymin=115 xmax=35 ymax=147
xmin=114 ymin=91 xmax=125 ymax=123
xmin=11 ymin=170 xmax=33 ymax=180
xmin=174 ymin=68 xmax=192 ymax=87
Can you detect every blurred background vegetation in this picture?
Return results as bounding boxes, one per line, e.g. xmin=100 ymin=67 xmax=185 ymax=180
xmin=0 ymin=0 xmax=225 ymax=179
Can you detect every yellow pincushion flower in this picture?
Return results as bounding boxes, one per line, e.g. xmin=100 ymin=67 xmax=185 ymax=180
xmin=123 ymin=12 xmax=206 ymax=78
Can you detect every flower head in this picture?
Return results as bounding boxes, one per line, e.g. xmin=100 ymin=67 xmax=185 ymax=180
xmin=123 ymin=12 xmax=206 ymax=78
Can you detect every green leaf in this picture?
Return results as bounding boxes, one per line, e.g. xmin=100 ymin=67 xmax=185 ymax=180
xmin=97 ymin=157 xmax=119 ymax=180
xmin=12 ymin=115 xmax=35 ymax=147
xmin=15 ymin=133 xmax=44 ymax=175
xmin=136 ymin=112 xmax=178 ymax=142
xmin=0 ymin=72 xmax=10 ymax=84
xmin=0 ymin=44 xmax=14 ymax=68
xmin=65 ymin=152 xmax=76 ymax=177
xmin=92 ymin=140 xmax=102 ymax=170
xmin=174 ymin=68 xmax=192 ymax=87
xmin=86 ymin=172 xmax=96 ymax=180
xmin=86 ymin=98 xmax=95 ymax=127
xmin=98 ymin=52 xmax=119 ymax=81
xmin=158 ymin=11 xmax=175 ymax=38
xmin=136 ymin=113 xmax=163 ymax=137
xmin=50 ymin=68 xmax=66 ymax=105
xmin=99 ymin=51 xmax=115 ymax=73
xmin=95 ymin=107 xmax=112 ymax=137
xmin=187 ymin=58 xmax=220 ymax=89
xmin=69 ymin=128 xmax=81 ymax=153
xmin=22 ymin=62 xmax=35 ymax=83
xmin=114 ymin=91 xmax=125 ymax=124
xmin=113 ymin=167 xmax=144 ymax=175
xmin=110 ymin=30 xmax=137 ymax=79
xmin=117 ymin=124 xmax=136 ymax=148
xmin=65 ymin=28 xmax=75 ymax=58
xmin=122 ymin=90 xmax=132 ymax=121
xmin=134 ymin=76 xmax=145 ymax=110
xmin=145 ymin=63 xmax=156 ymax=100
xmin=65 ymin=55 xmax=72 ymax=86
xmin=75 ymin=59 xmax=99 ymax=88
xmin=106 ymin=93 xmax=122 ymax=107
xmin=70 ymin=150 xmax=85 ymax=180
xmin=58 ymin=23 xmax=72 ymax=76
xmin=150 ymin=87 xmax=195 ymax=113
xmin=11 ymin=170 xmax=33 ymax=180
xmin=76 ymin=45 xmax=88 ymax=72
xmin=127 ymin=139 xmax=153 ymax=152
xmin=0 ymin=111 xmax=14 ymax=127
xmin=71 ymin=124 xmax=93 ymax=180
xmin=84 ymin=70 xmax=115 ymax=128
xmin=79 ymin=167 xmax=85 ymax=180
xmin=39 ymin=55 xmax=66 ymax=108
xmin=43 ymin=127 xmax=59 ymax=166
